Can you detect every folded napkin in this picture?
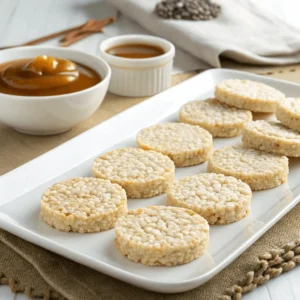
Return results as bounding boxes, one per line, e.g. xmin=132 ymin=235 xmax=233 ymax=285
xmin=108 ymin=0 xmax=300 ymax=67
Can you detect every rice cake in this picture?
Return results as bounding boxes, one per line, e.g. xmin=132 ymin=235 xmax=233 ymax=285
xmin=115 ymin=206 xmax=209 ymax=266
xmin=215 ymin=79 xmax=285 ymax=113
xmin=41 ymin=177 xmax=127 ymax=233
xmin=167 ymin=173 xmax=251 ymax=224
xmin=207 ymin=145 xmax=288 ymax=191
xmin=242 ymin=120 xmax=300 ymax=157
xmin=179 ymin=98 xmax=252 ymax=137
xmin=92 ymin=148 xmax=175 ymax=198
xmin=136 ymin=122 xmax=213 ymax=167
xmin=276 ymin=98 xmax=300 ymax=132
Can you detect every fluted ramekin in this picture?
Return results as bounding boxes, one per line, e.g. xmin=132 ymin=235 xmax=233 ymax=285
xmin=99 ymin=35 xmax=175 ymax=97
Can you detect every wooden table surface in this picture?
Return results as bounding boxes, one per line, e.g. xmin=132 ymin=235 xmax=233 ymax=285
xmin=0 ymin=0 xmax=300 ymax=299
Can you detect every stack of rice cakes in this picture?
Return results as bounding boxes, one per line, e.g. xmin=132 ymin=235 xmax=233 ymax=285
xmin=40 ymin=78 xmax=297 ymax=267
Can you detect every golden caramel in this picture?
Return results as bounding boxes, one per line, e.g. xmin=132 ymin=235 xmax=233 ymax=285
xmin=0 ymin=56 xmax=101 ymax=96
xmin=106 ymin=43 xmax=165 ymax=59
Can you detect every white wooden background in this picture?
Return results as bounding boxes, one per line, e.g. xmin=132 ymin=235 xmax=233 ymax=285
xmin=0 ymin=0 xmax=300 ymax=299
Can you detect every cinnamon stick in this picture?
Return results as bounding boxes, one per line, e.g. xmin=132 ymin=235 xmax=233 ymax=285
xmin=60 ymin=17 xmax=115 ymax=47
xmin=0 ymin=17 xmax=115 ymax=50
xmin=61 ymin=32 xmax=97 ymax=47
xmin=0 ymin=23 xmax=85 ymax=50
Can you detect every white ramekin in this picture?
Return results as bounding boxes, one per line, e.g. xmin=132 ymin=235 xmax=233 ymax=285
xmin=0 ymin=47 xmax=111 ymax=135
xmin=98 ymin=35 xmax=175 ymax=97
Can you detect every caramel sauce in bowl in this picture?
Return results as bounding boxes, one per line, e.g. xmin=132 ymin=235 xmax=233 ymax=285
xmin=0 ymin=47 xmax=111 ymax=135
xmin=0 ymin=56 xmax=101 ymax=96
xmin=99 ymin=35 xmax=175 ymax=97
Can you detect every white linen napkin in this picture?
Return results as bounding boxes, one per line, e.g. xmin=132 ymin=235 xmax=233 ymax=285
xmin=108 ymin=0 xmax=300 ymax=67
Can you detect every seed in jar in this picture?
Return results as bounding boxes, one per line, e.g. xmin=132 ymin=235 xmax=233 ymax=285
xmin=276 ymin=98 xmax=300 ymax=133
xmin=179 ymin=98 xmax=252 ymax=137
xmin=207 ymin=145 xmax=288 ymax=191
xmin=92 ymin=148 xmax=175 ymax=198
xmin=136 ymin=122 xmax=213 ymax=167
xmin=40 ymin=177 xmax=127 ymax=233
xmin=242 ymin=120 xmax=300 ymax=157
xmin=215 ymin=79 xmax=285 ymax=113
xmin=115 ymin=206 xmax=209 ymax=266
xmin=167 ymin=173 xmax=252 ymax=224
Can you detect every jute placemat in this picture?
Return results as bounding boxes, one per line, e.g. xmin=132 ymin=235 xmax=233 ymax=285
xmin=1 ymin=62 xmax=300 ymax=300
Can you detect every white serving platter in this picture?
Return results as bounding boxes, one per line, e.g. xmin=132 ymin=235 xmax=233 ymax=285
xmin=1 ymin=69 xmax=300 ymax=294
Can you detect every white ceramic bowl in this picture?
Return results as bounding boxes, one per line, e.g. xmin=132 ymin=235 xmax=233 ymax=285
xmin=0 ymin=47 xmax=111 ymax=135
xmin=99 ymin=35 xmax=175 ymax=97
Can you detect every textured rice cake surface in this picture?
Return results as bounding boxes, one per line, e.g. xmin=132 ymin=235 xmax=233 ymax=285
xmin=179 ymin=98 xmax=252 ymax=137
xmin=276 ymin=98 xmax=300 ymax=132
xmin=215 ymin=79 xmax=285 ymax=113
xmin=167 ymin=173 xmax=251 ymax=224
xmin=242 ymin=120 xmax=300 ymax=157
xmin=136 ymin=122 xmax=213 ymax=167
xmin=207 ymin=145 xmax=288 ymax=191
xmin=92 ymin=148 xmax=175 ymax=198
xmin=115 ymin=206 xmax=209 ymax=266
xmin=41 ymin=177 xmax=127 ymax=233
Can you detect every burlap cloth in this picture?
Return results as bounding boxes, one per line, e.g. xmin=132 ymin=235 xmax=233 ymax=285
xmin=1 ymin=61 xmax=300 ymax=300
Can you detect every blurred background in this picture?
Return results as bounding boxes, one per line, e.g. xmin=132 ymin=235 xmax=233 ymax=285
xmin=1 ymin=0 xmax=300 ymax=299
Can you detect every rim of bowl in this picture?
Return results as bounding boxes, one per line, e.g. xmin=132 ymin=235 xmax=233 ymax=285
xmin=0 ymin=46 xmax=111 ymax=100
xmin=99 ymin=34 xmax=175 ymax=67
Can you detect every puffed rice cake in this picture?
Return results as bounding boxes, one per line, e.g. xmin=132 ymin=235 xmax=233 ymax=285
xmin=136 ymin=122 xmax=213 ymax=167
xmin=215 ymin=79 xmax=285 ymax=113
xmin=179 ymin=98 xmax=252 ymax=137
xmin=207 ymin=145 xmax=288 ymax=191
xmin=115 ymin=206 xmax=209 ymax=266
xmin=92 ymin=148 xmax=175 ymax=198
xmin=41 ymin=177 xmax=127 ymax=233
xmin=167 ymin=173 xmax=252 ymax=224
xmin=242 ymin=120 xmax=300 ymax=157
xmin=276 ymin=98 xmax=300 ymax=132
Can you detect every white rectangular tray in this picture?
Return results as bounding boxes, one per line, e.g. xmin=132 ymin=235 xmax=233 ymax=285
xmin=1 ymin=69 xmax=300 ymax=294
